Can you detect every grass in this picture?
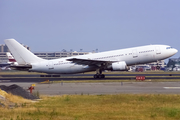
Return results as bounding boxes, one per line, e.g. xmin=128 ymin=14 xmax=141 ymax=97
xmin=1 ymin=94 xmax=180 ymax=120
xmin=1 ymin=71 xmax=180 ymax=119
xmin=0 ymin=92 xmax=33 ymax=110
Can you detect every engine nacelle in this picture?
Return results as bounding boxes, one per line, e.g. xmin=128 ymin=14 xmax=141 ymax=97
xmin=111 ymin=61 xmax=129 ymax=71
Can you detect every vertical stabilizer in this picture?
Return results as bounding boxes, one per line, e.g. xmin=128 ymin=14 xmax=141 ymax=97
xmin=6 ymin=52 xmax=16 ymax=62
xmin=4 ymin=39 xmax=45 ymax=65
xmin=6 ymin=52 xmax=18 ymax=65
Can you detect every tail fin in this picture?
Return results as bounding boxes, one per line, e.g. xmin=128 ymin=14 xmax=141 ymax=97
xmin=6 ymin=52 xmax=19 ymax=65
xmin=6 ymin=52 xmax=16 ymax=62
xmin=4 ymin=39 xmax=45 ymax=65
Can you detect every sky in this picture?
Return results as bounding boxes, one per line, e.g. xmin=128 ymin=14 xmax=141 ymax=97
xmin=0 ymin=0 xmax=180 ymax=59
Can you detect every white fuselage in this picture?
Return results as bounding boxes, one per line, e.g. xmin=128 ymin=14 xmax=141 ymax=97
xmin=30 ymin=45 xmax=177 ymax=74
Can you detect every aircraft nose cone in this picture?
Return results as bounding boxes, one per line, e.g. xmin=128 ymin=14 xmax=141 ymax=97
xmin=174 ymin=49 xmax=178 ymax=54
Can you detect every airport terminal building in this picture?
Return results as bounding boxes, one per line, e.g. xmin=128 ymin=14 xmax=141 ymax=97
xmin=34 ymin=51 xmax=90 ymax=60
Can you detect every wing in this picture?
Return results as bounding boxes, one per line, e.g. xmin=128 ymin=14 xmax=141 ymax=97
xmin=66 ymin=58 xmax=114 ymax=67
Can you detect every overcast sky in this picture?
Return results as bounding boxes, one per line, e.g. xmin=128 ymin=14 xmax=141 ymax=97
xmin=0 ymin=0 xmax=180 ymax=59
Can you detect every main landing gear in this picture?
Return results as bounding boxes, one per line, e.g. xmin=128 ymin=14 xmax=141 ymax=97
xmin=94 ymin=74 xmax=105 ymax=79
xmin=93 ymin=69 xmax=105 ymax=79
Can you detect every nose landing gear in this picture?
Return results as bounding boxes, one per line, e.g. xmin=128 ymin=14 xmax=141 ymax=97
xmin=156 ymin=60 xmax=161 ymax=70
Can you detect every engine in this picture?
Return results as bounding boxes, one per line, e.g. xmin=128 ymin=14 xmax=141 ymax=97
xmin=111 ymin=61 xmax=129 ymax=71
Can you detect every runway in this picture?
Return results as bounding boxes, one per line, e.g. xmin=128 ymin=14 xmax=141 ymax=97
xmin=1 ymin=82 xmax=180 ymax=95
xmin=0 ymin=73 xmax=180 ymax=83
xmin=0 ymin=72 xmax=180 ymax=95
xmin=1 ymin=73 xmax=180 ymax=77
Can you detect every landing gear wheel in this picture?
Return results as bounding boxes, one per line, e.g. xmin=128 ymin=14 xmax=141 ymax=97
xmin=156 ymin=66 xmax=160 ymax=70
xmin=99 ymin=74 xmax=105 ymax=78
xmin=94 ymin=74 xmax=98 ymax=79
xmin=98 ymin=74 xmax=103 ymax=79
xmin=93 ymin=74 xmax=105 ymax=79
xmin=94 ymin=69 xmax=105 ymax=79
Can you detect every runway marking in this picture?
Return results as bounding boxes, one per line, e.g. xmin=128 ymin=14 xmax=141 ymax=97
xmin=164 ymin=87 xmax=180 ymax=89
xmin=0 ymin=80 xmax=11 ymax=82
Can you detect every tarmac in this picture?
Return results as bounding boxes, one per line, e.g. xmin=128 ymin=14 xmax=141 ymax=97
xmin=1 ymin=73 xmax=180 ymax=83
xmin=0 ymin=72 xmax=180 ymax=95
xmin=1 ymin=82 xmax=180 ymax=95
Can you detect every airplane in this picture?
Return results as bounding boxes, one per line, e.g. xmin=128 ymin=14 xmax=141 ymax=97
xmin=0 ymin=66 xmax=11 ymax=71
xmin=6 ymin=52 xmax=18 ymax=65
xmin=4 ymin=39 xmax=178 ymax=78
xmin=0 ymin=63 xmax=10 ymax=68
xmin=0 ymin=63 xmax=11 ymax=71
xmin=0 ymin=52 xmax=17 ymax=71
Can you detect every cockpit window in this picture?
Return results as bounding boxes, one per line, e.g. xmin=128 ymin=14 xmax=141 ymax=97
xmin=166 ymin=47 xmax=173 ymax=49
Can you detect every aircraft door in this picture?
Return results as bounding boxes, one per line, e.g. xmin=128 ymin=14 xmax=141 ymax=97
xmin=155 ymin=47 xmax=161 ymax=54
xmin=48 ymin=61 xmax=54 ymax=70
xmin=132 ymin=49 xmax=138 ymax=58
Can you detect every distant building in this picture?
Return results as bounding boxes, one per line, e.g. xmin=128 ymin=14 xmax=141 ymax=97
xmin=0 ymin=44 xmax=30 ymax=52
xmin=34 ymin=51 xmax=90 ymax=60
xmin=0 ymin=44 xmax=9 ymax=52
xmin=0 ymin=52 xmax=7 ymax=63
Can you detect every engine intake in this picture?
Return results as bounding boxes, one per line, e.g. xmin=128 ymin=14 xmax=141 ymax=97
xmin=112 ymin=61 xmax=129 ymax=71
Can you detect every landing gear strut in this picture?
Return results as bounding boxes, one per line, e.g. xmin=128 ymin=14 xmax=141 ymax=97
xmin=93 ymin=69 xmax=105 ymax=79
